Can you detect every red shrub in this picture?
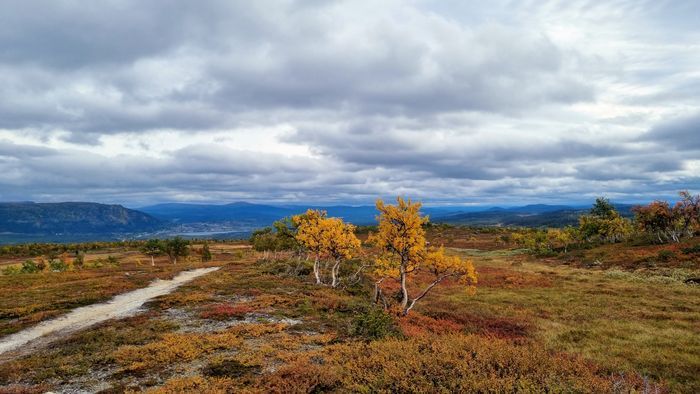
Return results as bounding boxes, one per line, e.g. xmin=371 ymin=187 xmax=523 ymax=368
xmin=199 ymin=303 xmax=256 ymax=320
xmin=398 ymin=312 xmax=463 ymax=337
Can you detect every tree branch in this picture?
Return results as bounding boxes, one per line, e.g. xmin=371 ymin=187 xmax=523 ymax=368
xmin=403 ymin=273 xmax=455 ymax=315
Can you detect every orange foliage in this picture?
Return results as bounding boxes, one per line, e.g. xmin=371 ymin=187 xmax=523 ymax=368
xmin=397 ymin=312 xmax=463 ymax=337
xmin=113 ymin=332 xmax=243 ymax=372
xmin=293 ymin=209 xmax=361 ymax=287
xmin=260 ymin=334 xmax=661 ymax=393
xmin=142 ymin=376 xmax=242 ymax=394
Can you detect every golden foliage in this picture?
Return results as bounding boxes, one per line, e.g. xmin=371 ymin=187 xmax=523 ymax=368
xmin=293 ymin=209 xmax=361 ymax=286
xmin=261 ymin=334 xmax=658 ymax=393
xmin=370 ymin=197 xmax=477 ymax=314
xmin=142 ymin=376 xmax=243 ymax=394
xmin=425 ymin=246 xmax=477 ymax=288
xmin=113 ymin=331 xmax=243 ymax=372
xmin=294 ymin=209 xmax=360 ymax=261
xmin=292 ymin=209 xmax=327 ymax=256
xmin=369 ymin=196 xmax=428 ymax=276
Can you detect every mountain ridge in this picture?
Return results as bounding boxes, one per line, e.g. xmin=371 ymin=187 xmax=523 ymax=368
xmin=0 ymin=200 xmax=643 ymax=245
xmin=0 ymin=202 xmax=162 ymax=234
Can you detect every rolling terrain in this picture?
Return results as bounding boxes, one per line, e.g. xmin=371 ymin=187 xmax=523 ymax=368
xmin=0 ymin=229 xmax=697 ymax=392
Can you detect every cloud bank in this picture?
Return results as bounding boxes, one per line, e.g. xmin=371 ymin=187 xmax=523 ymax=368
xmin=1 ymin=0 xmax=698 ymax=205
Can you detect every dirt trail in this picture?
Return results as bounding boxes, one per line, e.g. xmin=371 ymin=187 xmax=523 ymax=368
xmin=0 ymin=267 xmax=220 ymax=361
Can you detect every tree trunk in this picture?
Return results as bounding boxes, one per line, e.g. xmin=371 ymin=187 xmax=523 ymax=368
xmin=399 ymin=263 xmax=409 ymax=311
xmin=313 ymin=258 xmax=322 ymax=285
xmin=373 ymin=278 xmax=385 ymax=304
xmin=331 ymin=259 xmax=341 ymax=288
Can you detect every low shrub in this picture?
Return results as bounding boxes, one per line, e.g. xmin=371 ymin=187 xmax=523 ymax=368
xmin=202 ymin=358 xmax=260 ymax=378
xmin=259 ymin=258 xmax=312 ymax=277
xmin=1 ymin=265 xmax=21 ymax=275
xmin=261 ymin=334 xmax=662 ymax=393
xmin=681 ymin=244 xmax=700 ymax=255
xmin=349 ymin=306 xmax=397 ymax=340
xmin=73 ymin=254 xmax=85 ymax=269
xmin=48 ymin=259 xmax=68 ymax=272
xmin=200 ymin=303 xmax=256 ymax=320
xmin=21 ymin=260 xmax=40 ymax=274
xmin=657 ymin=250 xmax=675 ymax=262
xmin=113 ymin=332 xmax=243 ymax=372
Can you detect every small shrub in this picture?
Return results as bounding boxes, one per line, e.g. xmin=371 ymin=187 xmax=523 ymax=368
xmin=49 ymin=259 xmax=68 ymax=272
xmin=350 ymin=307 xmax=397 ymax=340
xmin=203 ymin=358 xmax=260 ymax=378
xmin=200 ymin=304 xmax=256 ymax=320
xmin=558 ymin=329 xmax=590 ymax=344
xmin=681 ymin=244 xmax=700 ymax=255
xmin=657 ymin=249 xmax=675 ymax=262
xmin=2 ymin=265 xmax=21 ymax=275
xmin=107 ymin=255 xmax=120 ymax=266
xmin=201 ymin=243 xmax=213 ymax=262
xmin=20 ymin=260 xmax=40 ymax=274
xmin=73 ymin=253 xmax=85 ymax=269
xmin=113 ymin=332 xmax=243 ymax=372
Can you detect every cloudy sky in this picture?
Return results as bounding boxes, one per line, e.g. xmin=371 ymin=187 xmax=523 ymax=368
xmin=1 ymin=0 xmax=698 ymax=206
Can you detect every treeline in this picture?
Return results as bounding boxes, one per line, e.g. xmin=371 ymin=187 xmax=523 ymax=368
xmin=0 ymin=240 xmax=144 ymax=259
xmin=1 ymin=237 xmax=215 ymax=275
xmin=0 ymin=237 xmax=243 ymax=259
xmin=514 ymin=191 xmax=700 ymax=254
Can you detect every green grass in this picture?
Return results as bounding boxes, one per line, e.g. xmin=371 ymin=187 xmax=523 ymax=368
xmin=426 ymin=249 xmax=700 ymax=391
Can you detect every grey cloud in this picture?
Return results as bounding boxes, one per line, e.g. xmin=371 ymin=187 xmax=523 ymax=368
xmin=640 ymin=112 xmax=700 ymax=150
xmin=0 ymin=141 xmax=325 ymax=203
xmin=284 ymin=123 xmax=636 ymax=180
xmin=0 ymin=0 xmax=595 ymax=137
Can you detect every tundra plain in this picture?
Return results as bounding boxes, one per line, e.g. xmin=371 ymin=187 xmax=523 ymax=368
xmin=0 ymin=227 xmax=697 ymax=393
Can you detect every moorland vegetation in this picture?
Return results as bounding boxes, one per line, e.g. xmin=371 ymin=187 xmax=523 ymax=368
xmin=0 ymin=193 xmax=698 ymax=392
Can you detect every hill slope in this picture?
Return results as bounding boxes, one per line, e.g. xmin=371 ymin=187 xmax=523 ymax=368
xmin=139 ymin=202 xmax=480 ymax=226
xmin=0 ymin=202 xmax=162 ymax=234
xmin=437 ymin=204 xmax=635 ymax=227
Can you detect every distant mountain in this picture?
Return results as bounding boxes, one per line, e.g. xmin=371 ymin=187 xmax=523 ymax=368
xmin=140 ymin=201 xmax=632 ymax=228
xmin=436 ymin=204 xmax=635 ymax=227
xmin=486 ymin=204 xmax=581 ymax=213
xmin=139 ymin=202 xmax=481 ymax=227
xmin=0 ymin=202 xmax=162 ymax=234
xmin=140 ymin=202 xmax=294 ymax=226
xmin=0 ymin=200 xmax=641 ymax=245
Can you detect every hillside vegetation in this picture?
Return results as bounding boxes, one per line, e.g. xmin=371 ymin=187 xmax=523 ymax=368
xmin=0 ymin=202 xmax=161 ymax=234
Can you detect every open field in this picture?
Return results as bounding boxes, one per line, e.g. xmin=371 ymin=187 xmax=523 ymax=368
xmin=0 ymin=232 xmax=698 ymax=392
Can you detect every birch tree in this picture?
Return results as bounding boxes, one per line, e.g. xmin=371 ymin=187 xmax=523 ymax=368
xmin=370 ymin=197 xmax=477 ymax=316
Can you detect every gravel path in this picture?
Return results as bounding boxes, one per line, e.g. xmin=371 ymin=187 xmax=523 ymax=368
xmin=0 ymin=267 xmax=220 ymax=361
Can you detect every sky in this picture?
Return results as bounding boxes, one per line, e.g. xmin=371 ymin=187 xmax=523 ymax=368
xmin=1 ymin=0 xmax=698 ymax=207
